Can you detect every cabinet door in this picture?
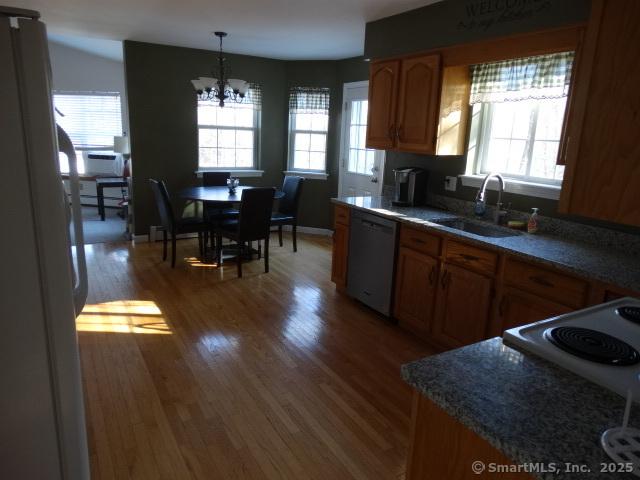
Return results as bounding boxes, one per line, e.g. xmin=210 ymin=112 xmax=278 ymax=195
xmin=432 ymin=263 xmax=492 ymax=350
xmin=558 ymin=0 xmax=640 ymax=227
xmin=396 ymin=54 xmax=442 ymax=154
xmin=496 ymin=287 xmax=573 ymax=335
xmin=331 ymin=222 xmax=349 ymax=289
xmin=394 ymin=247 xmax=438 ymax=335
xmin=366 ymin=60 xmax=400 ymax=150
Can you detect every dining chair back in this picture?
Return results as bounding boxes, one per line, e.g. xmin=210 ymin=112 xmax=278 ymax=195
xmin=270 ymin=175 xmax=304 ymax=252
xmin=279 ymin=175 xmax=304 ymax=216
xmin=202 ymin=171 xmax=230 ymax=186
xmin=149 ymin=179 xmax=210 ymax=267
xmin=238 ymin=187 xmax=276 ymax=241
xmin=149 ymin=179 xmax=175 ymax=231
xmin=215 ymin=187 xmax=275 ymax=278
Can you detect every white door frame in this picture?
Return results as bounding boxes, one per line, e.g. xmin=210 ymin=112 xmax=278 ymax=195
xmin=338 ymin=81 xmax=386 ymax=197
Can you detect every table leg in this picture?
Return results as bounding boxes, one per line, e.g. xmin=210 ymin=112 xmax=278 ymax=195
xmin=98 ymin=185 xmax=105 ymax=221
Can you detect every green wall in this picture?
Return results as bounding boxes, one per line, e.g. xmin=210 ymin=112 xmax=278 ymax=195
xmin=364 ymin=0 xmax=591 ymax=59
xmin=124 ymin=40 xmax=367 ymax=235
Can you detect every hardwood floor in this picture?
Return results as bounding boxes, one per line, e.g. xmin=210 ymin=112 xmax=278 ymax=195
xmin=78 ymin=233 xmax=433 ymax=479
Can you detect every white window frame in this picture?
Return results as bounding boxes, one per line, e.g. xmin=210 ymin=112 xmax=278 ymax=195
xmin=287 ymin=91 xmax=330 ymax=178
xmin=462 ymin=99 xmax=566 ymax=200
xmin=197 ymin=100 xmax=261 ymax=172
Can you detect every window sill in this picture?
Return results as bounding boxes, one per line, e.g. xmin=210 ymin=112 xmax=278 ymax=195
xmin=195 ymin=169 xmax=264 ymax=178
xmin=283 ymin=170 xmax=329 ymax=180
xmin=459 ymin=175 xmax=561 ymax=200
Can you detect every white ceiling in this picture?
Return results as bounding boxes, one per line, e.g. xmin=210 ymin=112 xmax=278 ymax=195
xmin=8 ymin=0 xmax=441 ymax=60
xmin=48 ymin=33 xmax=124 ymax=62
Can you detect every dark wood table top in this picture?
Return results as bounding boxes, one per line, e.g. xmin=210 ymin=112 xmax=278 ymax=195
xmin=95 ymin=177 xmax=128 ymax=187
xmin=179 ymin=185 xmax=285 ymax=203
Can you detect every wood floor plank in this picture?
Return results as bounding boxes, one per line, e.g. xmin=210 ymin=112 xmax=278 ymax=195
xmin=78 ymin=234 xmax=433 ymax=479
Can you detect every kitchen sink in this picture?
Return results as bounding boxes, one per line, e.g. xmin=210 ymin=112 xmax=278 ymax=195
xmin=432 ymin=218 xmax=523 ymax=238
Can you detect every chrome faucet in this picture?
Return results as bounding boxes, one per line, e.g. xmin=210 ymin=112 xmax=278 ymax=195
xmin=474 ymin=173 xmax=505 ymax=223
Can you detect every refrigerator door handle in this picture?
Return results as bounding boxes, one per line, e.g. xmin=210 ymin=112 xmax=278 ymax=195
xmin=57 ymin=125 xmax=87 ymax=315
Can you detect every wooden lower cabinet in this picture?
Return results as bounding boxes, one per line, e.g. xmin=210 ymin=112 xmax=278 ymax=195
xmin=431 ymin=263 xmax=493 ymax=350
xmin=495 ymin=287 xmax=573 ymax=335
xmin=331 ymin=222 xmax=349 ymax=289
xmin=407 ymin=392 xmax=533 ymax=480
xmin=394 ymin=246 xmax=439 ymax=335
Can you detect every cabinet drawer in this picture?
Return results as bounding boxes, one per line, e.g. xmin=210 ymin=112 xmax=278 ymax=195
xmin=400 ymin=226 xmax=441 ymax=257
xmin=504 ymin=259 xmax=588 ymax=309
xmin=445 ymin=241 xmax=497 ymax=276
xmin=334 ymin=205 xmax=350 ymax=227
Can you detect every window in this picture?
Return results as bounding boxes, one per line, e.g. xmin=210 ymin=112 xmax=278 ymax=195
xmin=288 ymin=87 xmax=330 ymax=173
xmin=54 ymin=92 xmax=122 ymax=150
xmin=54 ymin=91 xmax=122 ymax=173
xmin=467 ymin=52 xmax=574 ymax=185
xmin=346 ymin=99 xmax=376 ymax=175
xmin=198 ymin=85 xmax=261 ymax=170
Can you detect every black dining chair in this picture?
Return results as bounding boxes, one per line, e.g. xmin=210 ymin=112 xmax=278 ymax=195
xmin=149 ymin=179 xmax=212 ymax=268
xmin=200 ymin=171 xmax=238 ymax=250
xmin=215 ymin=187 xmax=275 ymax=278
xmin=202 ymin=171 xmax=231 ymax=187
xmin=270 ymin=176 xmax=304 ymax=252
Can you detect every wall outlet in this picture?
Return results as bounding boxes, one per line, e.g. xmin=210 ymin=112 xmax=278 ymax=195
xmin=444 ymin=176 xmax=458 ymax=192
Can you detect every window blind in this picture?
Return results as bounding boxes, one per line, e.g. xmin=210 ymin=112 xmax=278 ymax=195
xmin=53 ymin=92 xmax=123 ymax=149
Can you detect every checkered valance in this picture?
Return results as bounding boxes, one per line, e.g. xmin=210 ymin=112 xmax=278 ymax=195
xmin=288 ymin=87 xmax=330 ymax=113
xmin=470 ymin=51 xmax=575 ymax=104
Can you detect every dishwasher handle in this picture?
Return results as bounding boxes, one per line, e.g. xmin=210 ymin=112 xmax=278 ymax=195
xmin=357 ymin=217 xmax=393 ymax=234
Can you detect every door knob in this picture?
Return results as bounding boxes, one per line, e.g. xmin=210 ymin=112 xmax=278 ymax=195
xmin=371 ymin=166 xmax=379 ymax=173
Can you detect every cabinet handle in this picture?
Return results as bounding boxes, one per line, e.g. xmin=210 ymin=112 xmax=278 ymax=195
xmin=440 ymin=270 xmax=448 ymax=289
xmin=460 ymin=253 xmax=480 ymax=262
xmin=529 ymin=275 xmax=554 ymax=288
xmin=428 ymin=266 xmax=436 ymax=286
xmin=397 ymin=125 xmax=404 ymax=141
xmin=411 ymin=237 xmax=426 ymax=245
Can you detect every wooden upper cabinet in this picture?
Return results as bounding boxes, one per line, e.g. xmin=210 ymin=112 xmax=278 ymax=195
xmin=396 ymin=54 xmax=442 ymax=154
xmin=558 ymin=0 xmax=640 ymax=227
xmin=366 ymin=60 xmax=400 ymax=150
xmin=366 ymin=54 xmax=441 ymax=153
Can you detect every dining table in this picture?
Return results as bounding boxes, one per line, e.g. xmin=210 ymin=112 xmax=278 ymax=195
xmin=179 ymin=185 xmax=285 ymax=203
xmin=178 ymin=185 xmax=285 ymax=263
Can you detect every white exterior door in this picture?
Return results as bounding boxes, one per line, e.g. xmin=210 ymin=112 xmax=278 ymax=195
xmin=338 ymin=81 xmax=385 ymax=197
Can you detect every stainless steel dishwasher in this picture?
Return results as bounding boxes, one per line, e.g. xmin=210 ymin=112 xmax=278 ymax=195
xmin=347 ymin=210 xmax=398 ymax=316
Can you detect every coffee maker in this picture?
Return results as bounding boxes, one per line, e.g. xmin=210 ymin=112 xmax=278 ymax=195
xmin=392 ymin=168 xmax=428 ymax=206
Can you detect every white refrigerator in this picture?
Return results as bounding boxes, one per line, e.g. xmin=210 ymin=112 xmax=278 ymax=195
xmin=0 ymin=6 xmax=90 ymax=480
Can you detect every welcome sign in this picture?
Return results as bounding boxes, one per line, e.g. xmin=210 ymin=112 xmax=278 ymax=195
xmin=459 ymin=0 xmax=553 ymax=31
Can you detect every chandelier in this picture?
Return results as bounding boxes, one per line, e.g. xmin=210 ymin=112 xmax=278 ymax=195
xmin=191 ymin=32 xmax=249 ymax=108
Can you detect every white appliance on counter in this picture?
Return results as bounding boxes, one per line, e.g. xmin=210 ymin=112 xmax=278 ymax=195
xmin=0 ymin=6 xmax=89 ymax=480
xmin=504 ymin=298 xmax=640 ymax=400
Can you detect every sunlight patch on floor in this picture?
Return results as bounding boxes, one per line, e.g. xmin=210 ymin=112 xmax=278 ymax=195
xmin=77 ymin=300 xmax=171 ymax=334
xmin=184 ymin=256 xmax=219 ymax=268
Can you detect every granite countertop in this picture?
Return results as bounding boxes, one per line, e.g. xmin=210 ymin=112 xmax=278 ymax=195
xmin=331 ymin=195 xmax=640 ymax=292
xmin=402 ymin=338 xmax=638 ymax=480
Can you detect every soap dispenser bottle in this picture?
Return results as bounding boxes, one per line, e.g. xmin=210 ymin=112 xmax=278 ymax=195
xmin=527 ymin=208 xmax=539 ymax=234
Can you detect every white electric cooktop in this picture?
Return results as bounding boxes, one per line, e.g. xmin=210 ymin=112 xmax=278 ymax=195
xmin=503 ymin=297 xmax=640 ymax=400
